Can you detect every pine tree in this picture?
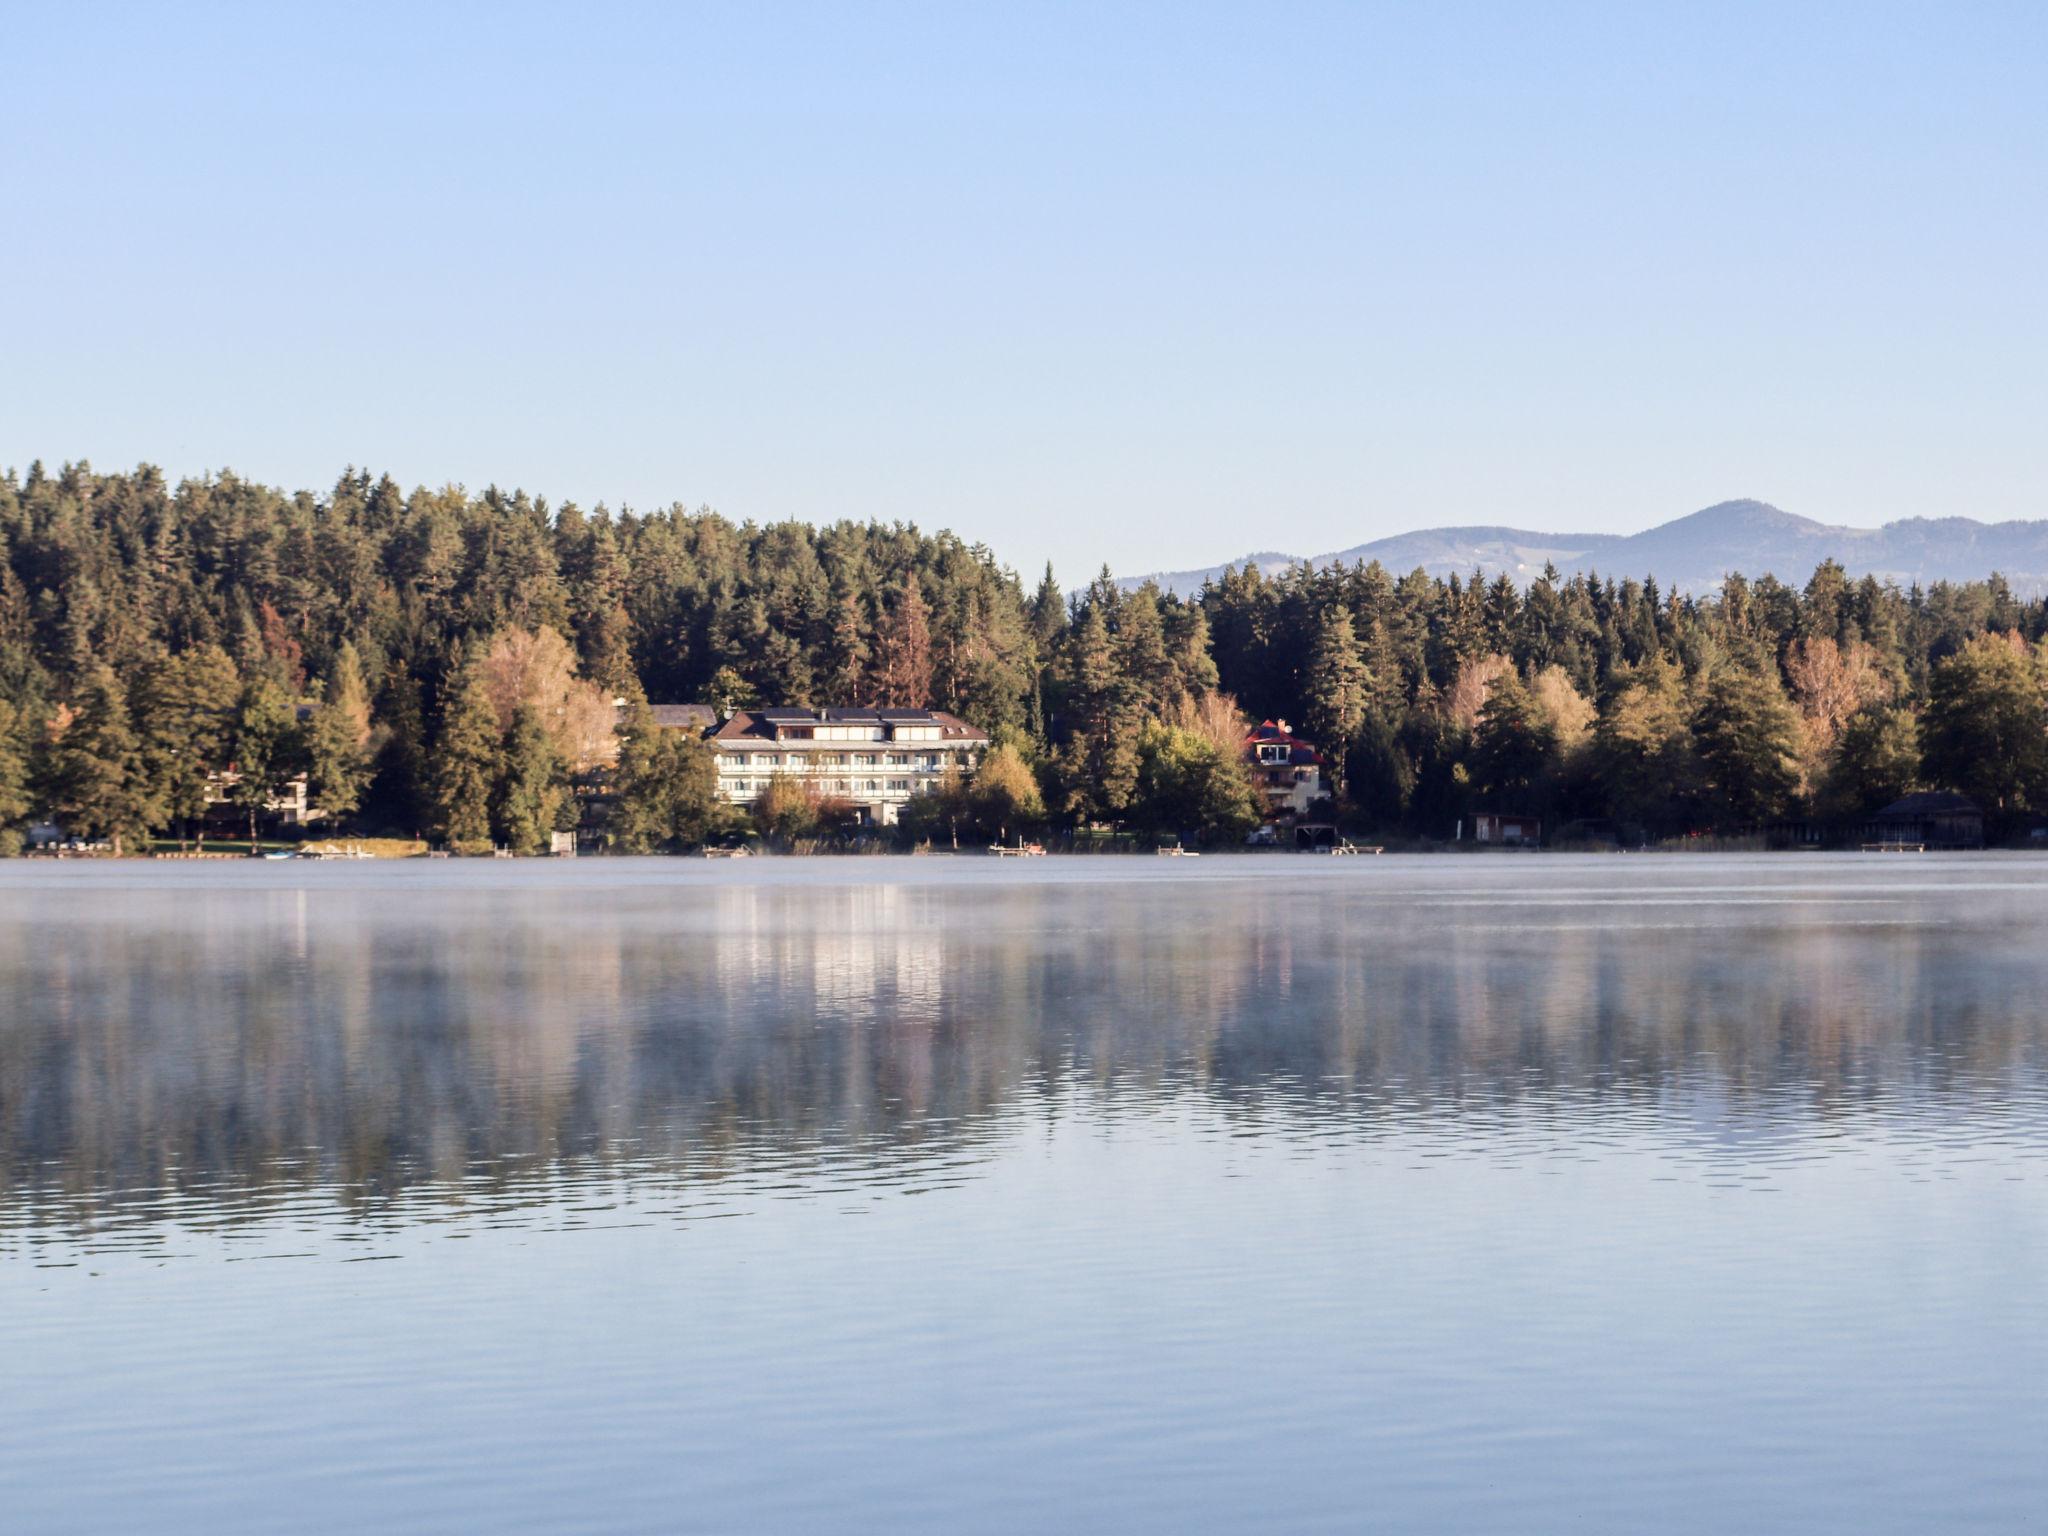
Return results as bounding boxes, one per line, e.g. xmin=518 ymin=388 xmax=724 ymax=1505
xmin=493 ymin=703 xmax=566 ymax=854
xmin=432 ymin=668 xmax=501 ymax=851
xmin=48 ymin=666 xmax=160 ymax=854
xmin=229 ymin=678 xmax=304 ymax=844
xmin=133 ymin=644 xmax=239 ymax=845
xmin=1301 ymin=605 xmax=1366 ymax=794
xmin=367 ymin=671 xmax=430 ymax=834
xmin=826 ymin=590 xmax=870 ymax=706
xmin=1691 ymin=667 xmax=1803 ymax=828
xmin=1469 ymin=672 xmax=1556 ymax=805
xmin=0 ymin=698 xmax=31 ymax=855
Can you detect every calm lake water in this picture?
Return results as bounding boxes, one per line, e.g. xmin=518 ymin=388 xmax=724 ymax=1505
xmin=3 ymin=854 xmax=2046 ymax=1534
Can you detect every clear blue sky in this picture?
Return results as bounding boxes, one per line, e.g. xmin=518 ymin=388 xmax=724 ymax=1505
xmin=6 ymin=2 xmax=2045 ymax=584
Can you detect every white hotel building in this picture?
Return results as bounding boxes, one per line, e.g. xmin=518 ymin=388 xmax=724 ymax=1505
xmin=706 ymin=707 xmax=990 ymax=826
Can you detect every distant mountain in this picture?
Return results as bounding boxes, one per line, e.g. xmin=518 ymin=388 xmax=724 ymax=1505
xmin=1125 ymin=500 xmax=2048 ymax=597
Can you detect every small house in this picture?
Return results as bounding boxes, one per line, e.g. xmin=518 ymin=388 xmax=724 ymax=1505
xmin=1243 ymin=720 xmax=1326 ymax=818
xmin=1471 ymin=812 xmax=1541 ymax=846
xmin=1871 ymin=792 xmax=1983 ymax=850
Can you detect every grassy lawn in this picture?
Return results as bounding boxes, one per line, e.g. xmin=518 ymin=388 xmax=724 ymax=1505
xmin=301 ymin=837 xmax=430 ymax=858
xmin=148 ymin=837 xmax=293 ymax=856
xmin=147 ymin=836 xmax=432 ymax=858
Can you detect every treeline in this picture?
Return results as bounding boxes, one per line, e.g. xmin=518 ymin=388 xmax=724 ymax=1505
xmin=1198 ymin=558 xmax=2048 ymax=840
xmin=2 ymin=459 xmax=2046 ymax=852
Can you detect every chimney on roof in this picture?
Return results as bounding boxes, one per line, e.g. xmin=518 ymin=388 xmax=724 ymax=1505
xmin=1276 ymin=719 xmax=1290 ymax=735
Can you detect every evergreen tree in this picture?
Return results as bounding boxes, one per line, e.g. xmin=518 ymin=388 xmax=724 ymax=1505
xmin=133 ymin=644 xmax=239 ymax=844
xmin=1300 ymin=605 xmax=1366 ymax=793
xmin=367 ymin=671 xmax=430 ymax=834
xmin=1469 ymin=672 xmax=1556 ymax=805
xmin=611 ymin=703 xmax=720 ymax=852
xmin=1921 ymin=634 xmax=2047 ymax=831
xmin=432 ymin=668 xmax=502 ymax=851
xmin=228 ymin=678 xmax=304 ymax=843
xmin=47 ymin=666 xmax=160 ymax=854
xmin=1821 ymin=703 xmax=1920 ymax=820
xmin=493 ymin=703 xmax=567 ymax=854
xmin=1691 ymin=668 xmax=1803 ymax=827
xmin=0 ymin=698 xmax=31 ymax=855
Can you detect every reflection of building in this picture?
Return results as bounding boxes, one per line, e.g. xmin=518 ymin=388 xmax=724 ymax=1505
xmin=710 ymin=708 xmax=989 ymax=826
xmin=1244 ymin=720 xmax=1326 ymax=817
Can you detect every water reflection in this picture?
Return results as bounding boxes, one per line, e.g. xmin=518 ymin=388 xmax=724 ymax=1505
xmin=5 ymin=859 xmax=2046 ymax=1250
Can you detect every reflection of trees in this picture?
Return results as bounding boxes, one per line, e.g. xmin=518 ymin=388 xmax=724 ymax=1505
xmin=2 ymin=878 xmax=2044 ymax=1231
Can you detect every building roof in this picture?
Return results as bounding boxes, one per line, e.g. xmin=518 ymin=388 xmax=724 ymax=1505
xmin=1876 ymin=791 xmax=1981 ymax=819
xmin=1244 ymin=719 xmax=1322 ymax=766
xmin=712 ymin=707 xmax=989 ymax=744
xmin=644 ymin=703 xmax=718 ymax=732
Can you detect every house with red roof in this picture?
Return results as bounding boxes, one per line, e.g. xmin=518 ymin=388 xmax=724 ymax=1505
xmin=1244 ymin=720 xmax=1327 ymax=818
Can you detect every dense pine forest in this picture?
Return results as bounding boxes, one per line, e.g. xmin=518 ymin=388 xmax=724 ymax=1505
xmin=3 ymin=460 xmax=2047 ymax=853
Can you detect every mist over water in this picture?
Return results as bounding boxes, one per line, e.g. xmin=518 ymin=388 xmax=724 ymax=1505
xmin=4 ymin=857 xmax=2046 ymax=1534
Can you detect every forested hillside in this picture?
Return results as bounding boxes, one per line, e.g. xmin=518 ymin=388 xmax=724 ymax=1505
xmin=3 ymin=460 xmax=2047 ymax=851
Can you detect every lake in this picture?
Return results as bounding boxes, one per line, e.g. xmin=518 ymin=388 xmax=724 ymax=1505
xmin=3 ymin=854 xmax=2046 ymax=1534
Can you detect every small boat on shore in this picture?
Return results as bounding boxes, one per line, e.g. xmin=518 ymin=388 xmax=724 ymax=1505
xmin=989 ymin=842 xmax=1045 ymax=857
xmin=703 ymin=846 xmax=753 ymax=859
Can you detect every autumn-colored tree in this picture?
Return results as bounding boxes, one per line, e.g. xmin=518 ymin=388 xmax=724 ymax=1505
xmin=871 ymin=577 xmax=934 ymax=706
xmin=1443 ymin=653 xmax=1514 ymax=732
xmin=1593 ymin=657 xmax=1696 ymax=830
xmin=971 ymin=742 xmax=1045 ymax=843
xmin=305 ymin=640 xmax=376 ymax=822
xmin=1785 ymin=636 xmax=1888 ymax=750
xmin=477 ymin=627 xmax=616 ymax=772
xmin=755 ymin=771 xmax=820 ymax=843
